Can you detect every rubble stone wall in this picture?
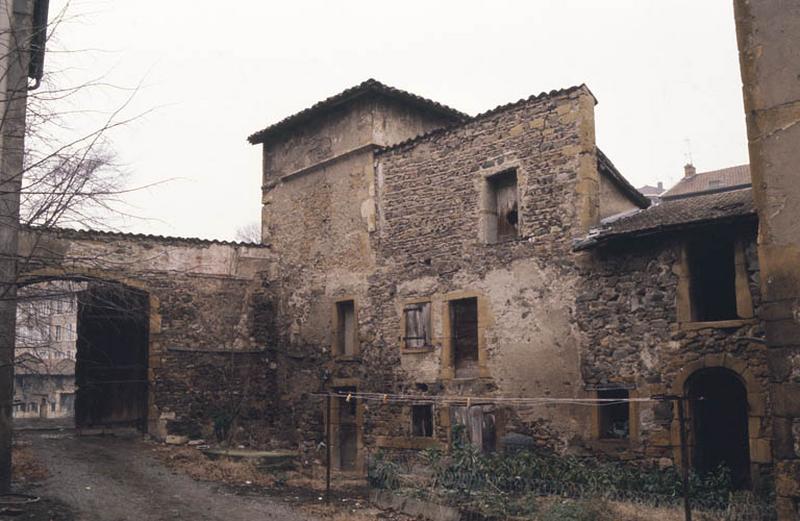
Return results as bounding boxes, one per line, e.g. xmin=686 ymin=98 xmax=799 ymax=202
xmin=359 ymin=87 xmax=602 ymax=455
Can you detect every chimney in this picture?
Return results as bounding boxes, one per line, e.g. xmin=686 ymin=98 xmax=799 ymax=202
xmin=684 ymin=163 xmax=696 ymax=177
xmin=657 ymin=181 xmax=663 ymax=191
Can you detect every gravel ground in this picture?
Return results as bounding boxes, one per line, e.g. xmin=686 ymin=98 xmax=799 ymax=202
xmin=16 ymin=430 xmax=324 ymax=521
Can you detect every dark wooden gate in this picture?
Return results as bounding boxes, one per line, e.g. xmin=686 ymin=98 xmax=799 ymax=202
xmin=75 ymin=285 xmax=149 ymax=431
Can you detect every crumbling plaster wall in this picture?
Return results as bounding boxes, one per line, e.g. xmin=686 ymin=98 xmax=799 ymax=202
xmin=17 ymin=229 xmax=277 ymax=442
xmin=362 ymin=87 xmax=600 ymax=451
xmin=256 ymin=96 xmax=460 ymax=462
xmin=577 ymin=228 xmax=773 ymax=484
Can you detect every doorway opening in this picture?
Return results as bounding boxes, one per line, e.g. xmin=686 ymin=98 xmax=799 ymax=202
xmin=686 ymin=367 xmax=750 ymax=489
xmin=75 ymin=283 xmax=149 ymax=432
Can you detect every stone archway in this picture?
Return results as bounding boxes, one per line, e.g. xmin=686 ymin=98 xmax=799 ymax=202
xmin=670 ymin=354 xmax=770 ymax=488
xmin=686 ymin=367 xmax=750 ymax=488
xmin=17 ymin=270 xmax=163 ymax=435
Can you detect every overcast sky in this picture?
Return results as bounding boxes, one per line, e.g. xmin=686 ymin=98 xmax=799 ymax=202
xmin=46 ymin=0 xmax=747 ymax=240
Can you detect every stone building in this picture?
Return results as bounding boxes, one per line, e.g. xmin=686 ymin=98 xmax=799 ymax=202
xmin=246 ymin=78 xmax=772 ymax=492
xmin=12 ymin=77 xmax=789 ymax=510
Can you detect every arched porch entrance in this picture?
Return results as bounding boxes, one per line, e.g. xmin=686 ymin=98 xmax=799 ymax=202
xmin=685 ymin=367 xmax=751 ymax=488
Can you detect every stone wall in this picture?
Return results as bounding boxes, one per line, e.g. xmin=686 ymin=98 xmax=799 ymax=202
xmin=358 ymin=86 xmax=604 ymax=456
xmin=577 ymin=224 xmax=774 ymax=486
xmin=16 ymin=228 xmax=279 ymax=442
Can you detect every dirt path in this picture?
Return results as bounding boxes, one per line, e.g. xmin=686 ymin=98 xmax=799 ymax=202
xmin=20 ymin=430 xmax=322 ymax=521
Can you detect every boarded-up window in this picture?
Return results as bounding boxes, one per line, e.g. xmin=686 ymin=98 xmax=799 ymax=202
xmin=450 ymin=297 xmax=479 ymax=378
xmin=688 ymin=238 xmax=737 ymax=322
xmin=336 ymin=300 xmax=356 ymax=356
xmin=598 ymin=389 xmax=629 ymax=440
xmin=451 ymin=405 xmax=496 ymax=452
xmin=403 ymin=302 xmax=431 ymax=349
xmin=412 ymin=404 xmax=434 ymax=437
xmin=486 ymin=170 xmax=518 ymax=243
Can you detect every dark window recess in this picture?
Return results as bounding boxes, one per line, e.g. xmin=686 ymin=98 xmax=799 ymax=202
xmin=488 ymin=170 xmax=519 ymax=242
xmin=404 ymin=303 xmax=431 ymax=349
xmin=450 ymin=297 xmax=479 ymax=378
xmin=598 ymin=389 xmax=630 ymax=440
xmin=688 ymin=238 xmax=738 ymax=322
xmin=336 ymin=300 xmax=356 ymax=355
xmin=412 ymin=404 xmax=434 ymax=437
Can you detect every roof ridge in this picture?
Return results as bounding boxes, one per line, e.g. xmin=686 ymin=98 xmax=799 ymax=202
xmin=247 ymin=79 xmax=469 ymax=144
xmin=376 ymin=84 xmax=593 ymax=155
xmin=22 ymin=225 xmax=269 ymax=248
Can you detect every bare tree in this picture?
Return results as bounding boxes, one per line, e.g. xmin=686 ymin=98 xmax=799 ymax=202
xmin=0 ymin=1 xmax=148 ymax=492
xmin=234 ymin=221 xmax=261 ymax=243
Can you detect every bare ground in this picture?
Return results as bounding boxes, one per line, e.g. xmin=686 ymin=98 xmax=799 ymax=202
xmin=10 ymin=430 xmax=361 ymax=521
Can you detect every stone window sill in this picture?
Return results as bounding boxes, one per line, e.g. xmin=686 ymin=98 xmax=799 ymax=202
xmin=334 ymin=355 xmax=362 ymax=362
xmin=679 ymin=318 xmax=757 ymax=331
xmin=401 ymin=346 xmax=436 ymax=355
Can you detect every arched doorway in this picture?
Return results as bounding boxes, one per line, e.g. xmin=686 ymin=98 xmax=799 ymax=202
xmin=685 ymin=367 xmax=750 ymax=488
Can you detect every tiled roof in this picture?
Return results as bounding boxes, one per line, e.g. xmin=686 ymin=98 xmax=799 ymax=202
xmin=247 ymin=79 xmax=469 ymax=144
xmin=574 ymin=187 xmax=756 ymax=250
xmin=22 ymin=225 xmax=267 ymax=248
xmin=662 ymin=164 xmax=751 ymax=199
xmin=377 ymin=84 xmax=594 ymax=155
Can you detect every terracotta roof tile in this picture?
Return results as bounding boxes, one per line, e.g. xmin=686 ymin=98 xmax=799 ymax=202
xmin=662 ymin=164 xmax=751 ymax=199
xmin=574 ymin=187 xmax=756 ymax=250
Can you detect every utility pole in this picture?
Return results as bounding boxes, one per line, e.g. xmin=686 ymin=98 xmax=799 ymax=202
xmin=0 ymin=0 xmax=43 ymax=493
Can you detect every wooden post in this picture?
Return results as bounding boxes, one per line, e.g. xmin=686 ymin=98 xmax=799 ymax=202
xmin=326 ymin=393 xmax=332 ymax=504
xmin=677 ymin=396 xmax=692 ymax=521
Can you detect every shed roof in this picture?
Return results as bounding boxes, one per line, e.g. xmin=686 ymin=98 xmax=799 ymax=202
xmin=574 ymin=187 xmax=756 ymax=250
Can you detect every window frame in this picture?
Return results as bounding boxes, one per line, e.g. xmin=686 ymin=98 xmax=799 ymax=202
xmin=401 ymin=299 xmax=433 ymax=353
xmin=478 ymin=162 xmax=523 ymax=245
xmin=332 ymin=298 xmax=359 ymax=357
xmin=677 ymin=236 xmax=755 ymax=329
xmin=411 ymin=404 xmax=435 ymax=438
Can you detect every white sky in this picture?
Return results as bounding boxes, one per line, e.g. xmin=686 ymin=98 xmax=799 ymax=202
xmin=45 ymin=0 xmax=748 ymax=240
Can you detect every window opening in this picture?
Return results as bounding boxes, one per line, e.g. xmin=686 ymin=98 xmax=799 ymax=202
xmin=486 ymin=170 xmax=518 ymax=243
xmin=450 ymin=297 xmax=479 ymax=378
xmin=412 ymin=404 xmax=434 ymax=437
xmin=598 ymin=389 xmax=629 ymax=439
xmin=404 ymin=302 xmax=431 ymax=349
xmin=336 ymin=300 xmax=356 ymax=356
xmin=688 ymin=238 xmax=737 ymax=321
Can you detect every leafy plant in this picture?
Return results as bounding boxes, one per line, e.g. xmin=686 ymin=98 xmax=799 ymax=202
xmin=368 ymin=451 xmax=400 ymax=490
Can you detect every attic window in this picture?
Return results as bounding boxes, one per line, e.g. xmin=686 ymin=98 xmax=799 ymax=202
xmin=403 ymin=302 xmax=431 ymax=349
xmin=411 ymin=404 xmax=434 ymax=437
xmin=484 ymin=170 xmax=519 ymax=243
xmin=688 ymin=238 xmax=737 ymax=322
xmin=598 ymin=389 xmax=629 ymax=440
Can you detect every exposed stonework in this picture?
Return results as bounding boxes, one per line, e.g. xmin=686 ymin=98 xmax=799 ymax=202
xmin=16 ymin=227 xmax=275 ymax=441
